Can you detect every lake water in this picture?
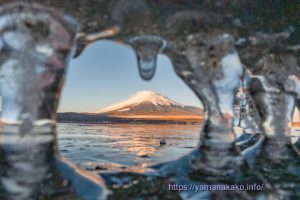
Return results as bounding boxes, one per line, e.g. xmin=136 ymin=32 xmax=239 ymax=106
xmin=57 ymin=123 xmax=202 ymax=169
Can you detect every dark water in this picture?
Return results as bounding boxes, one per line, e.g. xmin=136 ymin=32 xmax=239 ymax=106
xmin=57 ymin=123 xmax=201 ymax=169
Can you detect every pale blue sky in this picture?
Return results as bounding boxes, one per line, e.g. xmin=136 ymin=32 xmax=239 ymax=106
xmin=58 ymin=40 xmax=202 ymax=112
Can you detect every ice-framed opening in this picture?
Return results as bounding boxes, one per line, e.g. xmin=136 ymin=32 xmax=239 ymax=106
xmin=57 ymin=40 xmax=203 ymax=170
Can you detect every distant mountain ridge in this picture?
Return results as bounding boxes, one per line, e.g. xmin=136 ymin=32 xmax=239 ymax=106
xmin=58 ymin=90 xmax=203 ymax=124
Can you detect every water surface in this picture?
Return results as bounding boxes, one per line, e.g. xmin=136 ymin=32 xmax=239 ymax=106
xmin=57 ymin=123 xmax=201 ymax=168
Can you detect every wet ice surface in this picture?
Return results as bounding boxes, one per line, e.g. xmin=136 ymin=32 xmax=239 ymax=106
xmin=57 ymin=123 xmax=201 ymax=168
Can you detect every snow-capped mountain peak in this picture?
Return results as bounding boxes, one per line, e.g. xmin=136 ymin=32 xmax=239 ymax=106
xmin=96 ymin=90 xmax=184 ymax=113
xmin=59 ymin=90 xmax=203 ymax=122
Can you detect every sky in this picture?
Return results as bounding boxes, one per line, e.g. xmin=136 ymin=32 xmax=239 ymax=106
xmin=58 ymin=40 xmax=202 ymax=112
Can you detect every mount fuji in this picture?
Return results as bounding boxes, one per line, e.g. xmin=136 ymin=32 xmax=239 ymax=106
xmin=58 ymin=90 xmax=203 ymax=124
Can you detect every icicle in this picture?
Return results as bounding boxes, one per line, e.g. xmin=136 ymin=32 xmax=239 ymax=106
xmin=0 ymin=3 xmax=108 ymax=200
xmin=73 ymin=26 xmax=120 ymax=58
xmin=157 ymin=33 xmax=246 ymax=183
xmin=239 ymin=34 xmax=300 ymax=198
xmin=129 ymin=36 xmax=167 ymax=81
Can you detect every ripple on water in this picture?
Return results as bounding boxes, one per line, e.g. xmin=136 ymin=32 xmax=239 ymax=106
xmin=57 ymin=123 xmax=201 ymax=167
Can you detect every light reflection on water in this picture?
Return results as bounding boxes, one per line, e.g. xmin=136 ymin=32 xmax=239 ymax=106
xmin=57 ymin=123 xmax=201 ymax=166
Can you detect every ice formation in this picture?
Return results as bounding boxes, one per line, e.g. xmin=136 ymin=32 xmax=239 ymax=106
xmin=0 ymin=3 xmax=108 ymax=200
xmin=0 ymin=1 xmax=299 ymax=200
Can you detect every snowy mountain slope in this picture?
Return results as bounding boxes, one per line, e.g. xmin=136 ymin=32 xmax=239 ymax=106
xmin=58 ymin=91 xmax=203 ymax=123
xmin=96 ymin=91 xmax=183 ymax=113
xmin=94 ymin=90 xmax=203 ymax=118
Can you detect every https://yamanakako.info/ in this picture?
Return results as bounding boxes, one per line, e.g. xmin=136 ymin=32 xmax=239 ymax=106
xmin=168 ymin=183 xmax=264 ymax=192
